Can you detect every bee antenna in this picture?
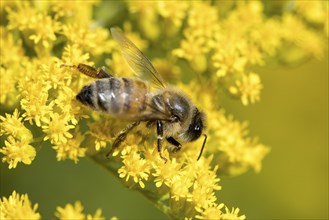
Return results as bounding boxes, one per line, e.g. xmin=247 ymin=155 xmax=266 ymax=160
xmin=197 ymin=134 xmax=207 ymax=161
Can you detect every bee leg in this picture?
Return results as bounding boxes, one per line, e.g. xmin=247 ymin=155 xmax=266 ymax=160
xmin=156 ymin=120 xmax=168 ymax=163
xmin=166 ymin=137 xmax=181 ymax=153
xmin=60 ymin=63 xmax=113 ymax=78
xmin=106 ymin=121 xmax=140 ymax=158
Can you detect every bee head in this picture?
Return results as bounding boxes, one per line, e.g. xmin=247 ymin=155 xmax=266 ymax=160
xmin=181 ymin=108 xmax=205 ymax=142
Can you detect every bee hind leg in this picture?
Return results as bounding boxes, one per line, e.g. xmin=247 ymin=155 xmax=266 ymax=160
xmin=61 ymin=63 xmax=113 ymax=78
xmin=166 ymin=137 xmax=181 ymax=153
xmin=106 ymin=121 xmax=140 ymax=158
xmin=156 ymin=120 xmax=168 ymax=163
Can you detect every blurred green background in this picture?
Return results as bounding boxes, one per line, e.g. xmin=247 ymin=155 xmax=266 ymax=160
xmin=1 ymin=55 xmax=327 ymax=219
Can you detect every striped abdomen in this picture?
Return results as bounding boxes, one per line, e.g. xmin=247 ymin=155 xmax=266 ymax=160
xmin=76 ymin=77 xmax=149 ymax=118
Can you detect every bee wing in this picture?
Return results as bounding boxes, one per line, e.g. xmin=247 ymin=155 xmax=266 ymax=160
xmin=111 ymin=27 xmax=166 ymax=88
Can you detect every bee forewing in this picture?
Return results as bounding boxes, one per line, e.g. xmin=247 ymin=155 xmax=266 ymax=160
xmin=110 ymin=27 xmax=166 ymax=89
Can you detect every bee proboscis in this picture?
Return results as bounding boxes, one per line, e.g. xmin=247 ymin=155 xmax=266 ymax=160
xmin=61 ymin=27 xmax=207 ymax=162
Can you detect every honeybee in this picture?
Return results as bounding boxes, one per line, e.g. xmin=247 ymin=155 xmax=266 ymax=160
xmin=62 ymin=27 xmax=207 ymax=162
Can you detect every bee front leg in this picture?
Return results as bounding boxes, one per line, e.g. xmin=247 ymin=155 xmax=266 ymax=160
xmin=156 ymin=120 xmax=168 ymax=163
xmin=166 ymin=136 xmax=182 ymax=153
xmin=106 ymin=121 xmax=140 ymax=158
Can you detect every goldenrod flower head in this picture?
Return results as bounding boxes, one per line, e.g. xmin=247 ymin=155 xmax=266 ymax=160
xmin=118 ymin=145 xmax=150 ymax=188
xmin=173 ymin=2 xmax=220 ymax=72
xmin=42 ymin=113 xmax=74 ymax=144
xmin=0 ymin=191 xmax=41 ymax=219
xmin=6 ymin=2 xmax=61 ymax=50
xmin=212 ymin=44 xmax=248 ymax=78
xmin=126 ymin=1 xmax=159 ymax=39
xmin=170 ymin=174 xmax=193 ymax=202
xmin=51 ymin=0 xmax=99 ymax=23
xmin=86 ymin=209 xmax=106 ymax=220
xmin=0 ymin=136 xmax=36 ymax=169
xmin=52 ymin=133 xmax=86 ymax=163
xmin=0 ymin=26 xmax=26 ymax=67
xmin=229 ymin=72 xmax=263 ymax=106
xmin=54 ymin=87 xmax=84 ymax=126
xmin=62 ymin=23 xmax=113 ymax=56
xmin=295 ymin=1 xmax=327 ymax=24
xmin=55 ymin=201 xmax=85 ymax=220
xmin=62 ymin=44 xmax=92 ymax=67
xmin=157 ymin=1 xmax=189 ymax=29
xmin=195 ymin=203 xmax=224 ymax=220
xmin=0 ymin=109 xmax=32 ymax=142
xmin=87 ymin=119 xmax=116 ymax=151
xmin=19 ymin=79 xmax=53 ymax=127
xmin=40 ymin=57 xmax=71 ymax=90
xmin=221 ymin=206 xmax=246 ymax=220
xmin=153 ymin=158 xmax=182 ymax=188
xmin=0 ymin=109 xmax=36 ymax=169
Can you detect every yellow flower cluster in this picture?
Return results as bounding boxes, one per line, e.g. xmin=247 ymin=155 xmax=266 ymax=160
xmin=0 ymin=191 xmax=114 ymax=220
xmin=95 ymin=142 xmax=244 ymax=219
xmin=0 ymin=191 xmax=40 ymax=220
xmin=1 ymin=0 xmax=327 ymax=219
xmin=0 ymin=109 xmax=35 ymax=169
xmin=55 ymin=201 xmax=110 ymax=220
xmin=171 ymin=1 xmax=328 ymax=105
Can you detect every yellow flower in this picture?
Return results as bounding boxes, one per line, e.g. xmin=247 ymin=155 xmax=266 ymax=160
xmin=28 ymin=13 xmax=61 ymax=48
xmin=170 ymin=175 xmax=193 ymax=202
xmin=157 ymin=1 xmax=189 ymax=29
xmin=51 ymin=0 xmax=99 ymax=24
xmin=229 ymin=72 xmax=263 ymax=106
xmin=62 ymin=23 xmax=113 ymax=56
xmin=126 ymin=1 xmax=159 ymax=39
xmin=55 ymin=201 xmax=85 ymax=220
xmin=0 ymin=136 xmax=36 ymax=169
xmin=212 ymin=43 xmax=248 ymax=78
xmin=152 ymin=158 xmax=182 ymax=188
xmin=239 ymin=139 xmax=271 ymax=173
xmin=6 ymin=1 xmax=61 ymax=50
xmin=55 ymin=201 xmax=108 ymax=219
xmin=118 ymin=145 xmax=150 ymax=188
xmin=42 ymin=113 xmax=74 ymax=144
xmin=0 ymin=191 xmax=41 ymax=219
xmin=52 ymin=132 xmax=86 ymax=163
xmin=295 ymin=1 xmax=327 ymax=24
xmin=221 ymin=206 xmax=246 ymax=220
xmin=86 ymin=209 xmax=106 ymax=220
xmin=173 ymin=1 xmax=220 ymax=72
xmin=195 ymin=203 xmax=224 ymax=220
xmin=281 ymin=14 xmax=325 ymax=60
xmin=61 ymin=44 xmax=92 ymax=67
xmin=189 ymin=182 xmax=218 ymax=211
xmin=0 ymin=26 xmax=26 ymax=67
xmin=39 ymin=57 xmax=71 ymax=90
xmin=87 ymin=119 xmax=116 ymax=151
xmin=18 ymin=62 xmax=53 ymax=127
xmin=0 ymin=67 xmax=19 ymax=106
xmin=54 ymin=87 xmax=85 ymax=126
xmin=0 ymin=109 xmax=33 ymax=142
